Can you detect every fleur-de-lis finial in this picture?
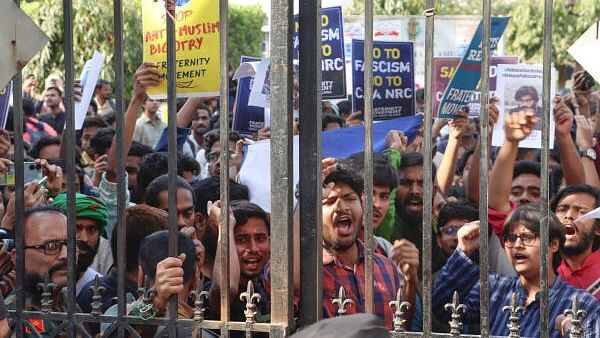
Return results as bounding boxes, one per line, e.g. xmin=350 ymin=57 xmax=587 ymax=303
xmin=331 ymin=286 xmax=354 ymax=317
xmin=137 ymin=276 xmax=157 ymax=320
xmin=239 ymin=280 xmax=261 ymax=324
xmin=90 ymin=275 xmax=106 ymax=316
xmin=502 ymin=292 xmax=524 ymax=338
xmin=389 ymin=287 xmax=411 ymax=332
xmin=563 ymin=296 xmax=587 ymax=338
xmin=444 ymin=291 xmax=467 ymax=336
xmin=190 ymin=277 xmax=209 ymax=322
xmin=37 ymin=272 xmax=56 ymax=313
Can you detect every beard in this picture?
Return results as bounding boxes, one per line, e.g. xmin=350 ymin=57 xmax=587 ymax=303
xmin=25 ymin=259 xmax=68 ymax=305
xmin=396 ymin=201 xmax=423 ymax=226
xmin=562 ymin=226 xmax=597 ymax=256
xmin=76 ymin=240 xmax=98 ymax=275
xmin=323 ymin=237 xmax=357 ymax=252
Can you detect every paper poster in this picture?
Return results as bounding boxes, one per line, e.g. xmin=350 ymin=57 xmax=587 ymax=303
xmin=248 ymin=58 xmax=271 ymax=109
xmin=142 ymin=0 xmax=220 ymax=99
xmin=437 ymin=17 xmax=510 ymax=118
xmin=75 ymin=51 xmax=104 ymax=130
xmin=0 ymin=82 xmax=12 ymax=129
xmin=352 ymin=40 xmax=414 ymax=120
xmin=492 ymin=64 xmax=556 ymax=149
xmin=433 ymin=56 xmax=519 ymax=117
xmin=232 ymin=56 xmax=266 ymax=136
xmin=568 ymin=21 xmax=600 ymax=83
xmin=293 ymin=6 xmax=346 ymax=99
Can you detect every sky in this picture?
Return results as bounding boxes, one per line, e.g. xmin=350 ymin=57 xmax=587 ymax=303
xmin=229 ymin=0 xmax=354 ymax=15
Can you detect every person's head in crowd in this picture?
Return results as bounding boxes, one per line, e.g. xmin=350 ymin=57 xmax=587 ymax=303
xmin=337 ymin=100 xmax=352 ymax=121
xmin=52 ymin=193 xmax=108 ymax=275
xmin=88 ymin=127 xmax=115 ymax=160
xmin=52 ymin=161 xmax=85 ymax=194
xmin=415 ymin=88 xmax=425 ymax=114
xmin=87 ymin=99 xmax=98 ymax=116
xmin=436 ymin=201 xmax=479 ymax=256
xmin=22 ymin=97 xmax=37 ymax=117
xmin=322 ymin=167 xmax=364 ymax=252
xmin=43 ymin=86 xmax=63 ymax=113
xmin=102 ymin=112 xmax=116 ymax=128
xmin=455 ymin=147 xmax=477 ymax=188
xmin=322 ymin=114 xmax=343 ymax=131
xmin=193 ymin=176 xmax=250 ymax=218
xmin=191 ymin=103 xmax=211 ymax=142
xmin=511 ymin=160 xmax=541 ymax=206
xmin=138 ymin=230 xmax=197 ymax=294
xmin=94 ymin=80 xmax=113 ymax=101
xmin=145 ymin=174 xmax=204 ymax=238
xmin=432 ymin=188 xmax=447 ymax=220
xmin=80 ymin=116 xmax=109 ymax=154
xmin=231 ymin=201 xmax=271 ymax=284
xmin=502 ymin=204 xmax=564 ymax=275
xmin=143 ymin=96 xmax=161 ymax=117
xmin=135 ymin=152 xmax=169 ymax=203
xmin=290 ymin=314 xmax=391 ymax=338
xmin=178 ymin=153 xmax=200 ymax=184
xmin=551 ymin=184 xmax=600 ymax=256
xmin=322 ymin=101 xmax=338 ymax=115
xmin=396 ymin=152 xmax=437 ymax=224
xmin=29 ymin=136 xmax=61 ymax=160
xmin=514 ymin=85 xmax=540 ymax=114
xmin=23 ymin=74 xmax=37 ymax=98
xmin=16 ymin=205 xmax=69 ymax=292
xmin=126 ymin=141 xmax=154 ymax=195
xmin=111 ymin=205 xmax=168 ymax=279
xmin=45 ymin=74 xmax=64 ymax=92
xmin=203 ymin=129 xmax=242 ymax=177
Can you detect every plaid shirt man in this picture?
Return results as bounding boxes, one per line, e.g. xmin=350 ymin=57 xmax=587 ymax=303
xmin=433 ymin=248 xmax=600 ymax=338
xmin=322 ymin=240 xmax=402 ymax=330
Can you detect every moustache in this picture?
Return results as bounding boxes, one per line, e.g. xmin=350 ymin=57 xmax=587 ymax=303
xmin=47 ymin=261 xmax=67 ymax=277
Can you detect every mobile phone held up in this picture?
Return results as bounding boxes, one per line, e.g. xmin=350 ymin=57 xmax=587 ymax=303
xmin=0 ymin=162 xmax=43 ymax=186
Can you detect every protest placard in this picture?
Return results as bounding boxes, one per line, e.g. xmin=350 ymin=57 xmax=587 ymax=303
xmin=568 ymin=21 xmax=600 ymax=83
xmin=433 ymin=56 xmax=518 ymax=117
xmin=293 ymin=6 xmax=346 ymax=99
xmin=74 ymin=51 xmax=104 ymax=130
xmin=492 ymin=64 xmax=555 ymax=149
xmin=437 ymin=17 xmax=510 ymax=118
xmin=0 ymin=81 xmax=12 ymax=129
xmin=142 ymin=0 xmax=220 ymax=99
xmin=352 ymin=40 xmax=414 ymax=120
xmin=232 ymin=56 xmax=266 ymax=136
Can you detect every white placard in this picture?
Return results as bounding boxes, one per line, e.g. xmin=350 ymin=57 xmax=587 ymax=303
xmin=568 ymin=22 xmax=600 ymax=83
xmin=74 ymin=51 xmax=104 ymax=130
xmin=248 ymin=58 xmax=271 ymax=109
xmin=492 ymin=64 xmax=556 ymax=149
xmin=574 ymin=205 xmax=600 ymax=224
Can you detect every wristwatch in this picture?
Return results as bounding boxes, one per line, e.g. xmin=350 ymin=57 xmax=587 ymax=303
xmin=580 ymin=148 xmax=597 ymax=160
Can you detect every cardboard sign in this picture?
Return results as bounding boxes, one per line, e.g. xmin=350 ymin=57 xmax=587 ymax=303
xmin=568 ymin=21 xmax=600 ymax=83
xmin=75 ymin=51 xmax=104 ymax=130
xmin=352 ymin=40 xmax=414 ymax=120
xmin=437 ymin=17 xmax=510 ymax=118
xmin=142 ymin=0 xmax=220 ymax=99
xmin=492 ymin=64 xmax=556 ymax=149
xmin=293 ymin=6 xmax=346 ymax=99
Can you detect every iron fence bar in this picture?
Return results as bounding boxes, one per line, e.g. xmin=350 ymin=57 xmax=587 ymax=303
xmin=218 ymin=0 xmax=231 ymax=335
xmin=478 ymin=0 xmax=492 ymax=336
xmin=363 ymin=0 xmax=375 ymax=316
xmin=298 ymin=0 xmax=323 ymax=327
xmin=165 ymin=2 xmax=178 ymax=337
xmin=113 ymin=0 xmax=127 ymax=336
xmin=62 ymin=0 xmax=77 ymax=336
xmin=422 ymin=0 xmax=435 ymax=335
xmin=11 ymin=2 xmax=25 ymax=337
xmin=269 ymin=0 xmax=294 ymax=331
xmin=540 ymin=0 xmax=553 ymax=336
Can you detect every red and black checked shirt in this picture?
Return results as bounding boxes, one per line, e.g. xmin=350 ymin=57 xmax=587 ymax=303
xmin=322 ymin=241 xmax=402 ymax=330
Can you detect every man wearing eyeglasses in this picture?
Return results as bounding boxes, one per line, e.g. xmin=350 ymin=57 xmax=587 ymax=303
xmin=433 ymin=205 xmax=600 ymax=337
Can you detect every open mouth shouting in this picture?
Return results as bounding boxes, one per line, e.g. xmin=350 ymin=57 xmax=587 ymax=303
xmin=241 ymin=255 xmax=264 ymax=275
xmin=512 ymin=252 xmax=529 ymax=265
xmin=334 ymin=214 xmax=354 ymax=237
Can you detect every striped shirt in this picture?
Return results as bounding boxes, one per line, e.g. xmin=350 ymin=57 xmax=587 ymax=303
xmin=322 ymin=241 xmax=403 ymax=330
xmin=433 ymin=248 xmax=600 ymax=338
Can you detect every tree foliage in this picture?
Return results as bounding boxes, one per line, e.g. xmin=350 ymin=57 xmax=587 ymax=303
xmin=228 ymin=4 xmax=266 ymax=70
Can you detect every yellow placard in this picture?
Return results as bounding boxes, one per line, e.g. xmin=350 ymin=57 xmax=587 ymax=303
xmin=142 ymin=0 xmax=220 ymax=99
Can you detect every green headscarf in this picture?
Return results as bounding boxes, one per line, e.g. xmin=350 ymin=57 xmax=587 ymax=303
xmin=52 ymin=193 xmax=108 ymax=238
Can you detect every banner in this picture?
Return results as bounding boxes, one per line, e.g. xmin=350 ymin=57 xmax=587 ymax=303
xmin=142 ymin=0 xmax=220 ymax=99
xmin=233 ymin=56 xmax=265 ymax=136
xmin=492 ymin=64 xmax=556 ymax=149
xmin=352 ymin=40 xmax=414 ymax=120
xmin=437 ymin=17 xmax=510 ymax=118
xmin=433 ymin=56 xmax=518 ymax=117
xmin=293 ymin=6 xmax=346 ymax=99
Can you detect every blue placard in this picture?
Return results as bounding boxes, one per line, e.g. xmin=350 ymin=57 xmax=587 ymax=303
xmin=293 ymin=6 xmax=346 ymax=99
xmin=0 ymin=82 xmax=12 ymax=129
xmin=232 ymin=56 xmax=265 ymax=136
xmin=437 ymin=16 xmax=510 ymax=118
xmin=352 ymin=40 xmax=414 ymax=120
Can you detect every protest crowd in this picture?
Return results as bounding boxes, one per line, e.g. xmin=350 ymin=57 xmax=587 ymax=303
xmin=0 ymin=1 xmax=599 ymax=338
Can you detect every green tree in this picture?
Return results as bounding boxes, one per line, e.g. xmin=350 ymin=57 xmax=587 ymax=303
xmin=228 ymin=4 xmax=266 ymax=70
xmin=22 ymin=0 xmax=143 ymax=99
